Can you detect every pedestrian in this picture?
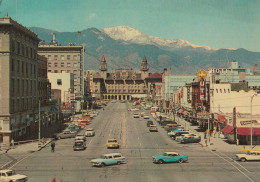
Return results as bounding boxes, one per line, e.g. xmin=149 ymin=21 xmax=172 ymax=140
xmin=204 ymin=131 xmax=207 ymax=139
xmin=11 ymin=139 xmax=15 ymax=149
xmin=51 ymin=141 xmax=55 ymax=152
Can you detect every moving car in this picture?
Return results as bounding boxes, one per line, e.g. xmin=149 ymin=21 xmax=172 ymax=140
xmin=106 ymin=139 xmax=120 ymax=149
xmin=85 ymin=128 xmax=95 ymax=137
xmin=236 ymin=151 xmax=260 ymax=162
xmin=0 ymin=169 xmax=28 ymax=182
xmin=140 ymin=112 xmax=145 ymax=117
xmin=133 ymin=113 xmax=140 ymax=118
xmin=73 ymin=140 xmax=86 ymax=151
xmin=160 ymin=120 xmax=177 ymax=127
xmin=75 ymin=133 xmax=86 ymax=141
xmin=143 ymin=115 xmax=149 ymax=119
xmin=149 ymin=125 xmax=158 ymax=132
xmin=147 ymin=120 xmax=154 ymax=127
xmin=91 ymin=153 xmax=126 ymax=167
xmin=176 ymin=134 xmax=198 ymax=142
xmin=152 ymin=152 xmax=188 ymax=164
xmin=168 ymin=130 xmax=190 ymax=140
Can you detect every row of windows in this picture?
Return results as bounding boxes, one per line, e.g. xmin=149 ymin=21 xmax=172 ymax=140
xmin=47 ymin=55 xmax=78 ymax=60
xmin=215 ymin=88 xmax=230 ymax=93
xmin=11 ymin=59 xmax=36 ymax=75
xmin=11 ymin=79 xmax=37 ymax=97
xmin=47 ymin=70 xmax=78 ymax=74
xmin=12 ymin=41 xmax=37 ymax=59
xmin=48 ymin=62 xmax=78 ymax=68
xmin=10 ymin=97 xmax=37 ymax=113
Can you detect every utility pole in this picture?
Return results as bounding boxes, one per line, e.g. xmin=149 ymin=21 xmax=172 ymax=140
xmin=38 ymin=100 xmax=41 ymax=147
xmin=173 ymin=93 xmax=175 ymax=122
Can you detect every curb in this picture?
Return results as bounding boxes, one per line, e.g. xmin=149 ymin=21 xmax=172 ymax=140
xmin=38 ymin=140 xmax=52 ymax=151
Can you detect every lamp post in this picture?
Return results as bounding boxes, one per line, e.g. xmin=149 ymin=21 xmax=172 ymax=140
xmin=250 ymin=93 xmax=257 ymax=148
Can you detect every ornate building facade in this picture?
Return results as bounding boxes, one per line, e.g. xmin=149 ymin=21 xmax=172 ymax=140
xmin=91 ymin=55 xmax=162 ymax=100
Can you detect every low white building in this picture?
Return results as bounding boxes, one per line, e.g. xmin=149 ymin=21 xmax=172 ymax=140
xmin=48 ymin=72 xmax=74 ymax=103
xmin=210 ymin=83 xmax=260 ymax=115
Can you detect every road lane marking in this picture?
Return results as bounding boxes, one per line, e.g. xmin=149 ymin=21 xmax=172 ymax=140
xmin=122 ymin=113 xmax=126 ymax=147
xmin=211 ymin=151 xmax=254 ymax=182
xmin=8 ymin=152 xmax=35 ymax=170
xmin=88 ymin=138 xmax=93 ymax=145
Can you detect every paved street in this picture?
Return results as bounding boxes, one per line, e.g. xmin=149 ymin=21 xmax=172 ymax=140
xmin=4 ymin=102 xmax=260 ymax=182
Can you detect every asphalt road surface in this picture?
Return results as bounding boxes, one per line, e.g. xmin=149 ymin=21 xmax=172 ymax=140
xmin=10 ymin=102 xmax=260 ymax=182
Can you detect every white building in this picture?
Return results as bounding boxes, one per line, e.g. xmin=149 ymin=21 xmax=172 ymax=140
xmin=48 ymin=72 xmax=74 ymax=103
xmin=210 ymin=83 xmax=260 ymax=115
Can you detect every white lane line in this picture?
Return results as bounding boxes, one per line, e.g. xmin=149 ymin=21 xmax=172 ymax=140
xmin=8 ymin=152 xmax=35 ymax=169
xmin=211 ymin=151 xmax=254 ymax=182
xmin=1 ymin=160 xmax=13 ymax=169
xmin=88 ymin=139 xmax=93 ymax=145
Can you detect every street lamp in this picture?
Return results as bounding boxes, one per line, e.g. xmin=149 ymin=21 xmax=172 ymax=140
xmin=250 ymin=93 xmax=257 ymax=148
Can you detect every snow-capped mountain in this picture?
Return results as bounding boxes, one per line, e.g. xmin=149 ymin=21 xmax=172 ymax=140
xmin=103 ymin=26 xmax=213 ymax=50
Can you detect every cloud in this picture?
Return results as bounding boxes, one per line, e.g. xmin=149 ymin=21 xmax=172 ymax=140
xmin=86 ymin=13 xmax=96 ymax=21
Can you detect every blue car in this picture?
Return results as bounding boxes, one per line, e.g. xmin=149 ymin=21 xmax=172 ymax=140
xmin=152 ymin=152 xmax=188 ymax=164
xmin=91 ymin=153 xmax=126 ymax=167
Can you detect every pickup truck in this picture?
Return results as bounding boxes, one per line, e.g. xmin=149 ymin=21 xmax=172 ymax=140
xmin=0 ymin=169 xmax=28 ymax=182
xmin=53 ymin=131 xmax=77 ymax=140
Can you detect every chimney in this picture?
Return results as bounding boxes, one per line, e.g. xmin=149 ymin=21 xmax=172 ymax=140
xmin=253 ymin=64 xmax=257 ymax=74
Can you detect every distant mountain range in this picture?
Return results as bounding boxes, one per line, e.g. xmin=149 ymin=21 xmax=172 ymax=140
xmin=29 ymin=26 xmax=260 ymax=74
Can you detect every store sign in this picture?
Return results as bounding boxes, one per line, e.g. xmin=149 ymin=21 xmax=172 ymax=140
xmin=199 ymin=78 xmax=205 ymax=102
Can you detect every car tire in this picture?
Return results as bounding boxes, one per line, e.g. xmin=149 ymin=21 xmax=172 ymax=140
xmin=158 ymin=159 xmax=164 ymax=164
xmin=58 ymin=136 xmax=61 ymax=140
xmin=179 ymin=158 xmax=184 ymax=163
xmin=241 ymin=158 xmax=246 ymax=162
xmin=117 ymin=161 xmax=121 ymax=165
xmin=101 ymin=163 xmax=105 ymax=167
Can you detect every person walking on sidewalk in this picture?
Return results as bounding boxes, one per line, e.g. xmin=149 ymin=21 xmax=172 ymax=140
xmin=51 ymin=141 xmax=55 ymax=152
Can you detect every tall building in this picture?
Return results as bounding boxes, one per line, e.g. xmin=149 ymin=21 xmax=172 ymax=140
xmin=0 ymin=16 xmax=44 ymax=144
xmin=91 ymin=55 xmax=162 ymax=100
xmin=38 ymin=35 xmax=85 ymax=101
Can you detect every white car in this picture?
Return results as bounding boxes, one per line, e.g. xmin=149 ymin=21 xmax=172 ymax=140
xmin=85 ymin=128 xmax=95 ymax=137
xmin=0 ymin=170 xmax=28 ymax=182
xmin=143 ymin=115 xmax=149 ymax=119
xmin=133 ymin=113 xmax=140 ymax=118
xmin=236 ymin=151 xmax=260 ymax=162
xmin=75 ymin=134 xmax=86 ymax=141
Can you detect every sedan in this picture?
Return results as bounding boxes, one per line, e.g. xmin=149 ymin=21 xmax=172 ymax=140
xmin=91 ymin=153 xmax=126 ymax=167
xmin=147 ymin=120 xmax=154 ymax=127
xmin=236 ymin=151 xmax=260 ymax=162
xmin=143 ymin=115 xmax=150 ymax=119
xmin=149 ymin=125 xmax=158 ymax=132
xmin=152 ymin=152 xmax=188 ymax=164
xmin=133 ymin=113 xmax=140 ymax=118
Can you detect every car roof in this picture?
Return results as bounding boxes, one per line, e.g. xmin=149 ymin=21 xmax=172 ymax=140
xmin=150 ymin=125 xmax=156 ymax=127
xmin=103 ymin=153 xmax=122 ymax=156
xmin=249 ymin=150 xmax=260 ymax=153
xmin=164 ymin=152 xmax=179 ymax=155
xmin=0 ymin=169 xmax=13 ymax=173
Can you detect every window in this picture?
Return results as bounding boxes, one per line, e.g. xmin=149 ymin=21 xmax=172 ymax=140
xmin=73 ymin=63 xmax=77 ymax=68
xmin=54 ymin=55 xmax=58 ymax=60
xmin=61 ymin=62 xmax=64 ymax=67
xmin=54 ymin=62 xmax=58 ymax=67
xmin=48 ymin=63 xmax=51 ymax=67
xmin=26 ymin=47 xmax=28 ymax=56
xmin=216 ymin=89 xmax=218 ymax=93
xmin=21 ymin=62 xmax=24 ymax=73
xmin=67 ymin=70 xmax=70 ymax=73
xmin=17 ymin=42 xmax=20 ymax=54
xmin=54 ymin=70 xmax=58 ymax=73
xmin=61 ymin=55 xmax=64 ymax=60
xmin=73 ymin=55 xmax=77 ymax=60
xmin=73 ymin=70 xmax=77 ymax=75
xmin=67 ymin=55 xmax=71 ymax=60
xmin=220 ymin=89 xmax=222 ymax=93
xmin=48 ymin=70 xmax=51 ymax=72
xmin=11 ymin=59 xmax=15 ymax=71
xmin=21 ymin=44 xmax=25 ymax=55
xmin=30 ymin=47 xmax=33 ymax=58
xmin=48 ymin=55 xmax=52 ymax=60
xmin=67 ymin=62 xmax=71 ymax=67
xmin=57 ymin=79 xmax=62 ymax=85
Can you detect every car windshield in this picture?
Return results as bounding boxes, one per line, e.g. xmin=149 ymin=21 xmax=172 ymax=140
xmin=6 ymin=171 xmax=15 ymax=176
xmin=75 ymin=142 xmax=83 ymax=146
xmin=108 ymin=140 xmax=117 ymax=142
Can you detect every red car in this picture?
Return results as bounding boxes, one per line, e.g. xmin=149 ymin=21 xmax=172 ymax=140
xmin=78 ymin=120 xmax=90 ymax=126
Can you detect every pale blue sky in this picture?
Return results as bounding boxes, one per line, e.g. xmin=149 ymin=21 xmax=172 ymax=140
xmin=1 ymin=0 xmax=260 ymax=52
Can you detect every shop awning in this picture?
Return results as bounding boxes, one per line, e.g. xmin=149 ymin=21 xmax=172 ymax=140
xmin=237 ymin=127 xmax=260 ymax=136
xmin=218 ymin=114 xmax=227 ymax=123
xmin=221 ymin=125 xmax=234 ymax=134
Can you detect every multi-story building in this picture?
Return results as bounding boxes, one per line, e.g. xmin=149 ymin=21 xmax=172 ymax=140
xmin=38 ymin=35 xmax=85 ymax=101
xmin=91 ymin=55 xmax=162 ymax=100
xmin=0 ymin=16 xmax=42 ymax=144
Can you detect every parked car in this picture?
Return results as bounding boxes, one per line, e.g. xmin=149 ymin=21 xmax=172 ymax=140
xmin=167 ymin=126 xmax=184 ymax=132
xmin=236 ymin=151 xmax=260 ymax=162
xmin=78 ymin=120 xmax=90 ymax=126
xmin=53 ymin=130 xmax=77 ymax=140
xmin=149 ymin=125 xmax=158 ymax=132
xmin=164 ymin=124 xmax=182 ymax=131
xmin=75 ymin=133 xmax=86 ymax=141
xmin=143 ymin=115 xmax=150 ymax=119
xmin=85 ymin=128 xmax=95 ymax=137
xmin=168 ymin=130 xmax=190 ymax=140
xmin=106 ymin=139 xmax=120 ymax=149
xmin=152 ymin=152 xmax=188 ymax=164
xmin=91 ymin=153 xmax=126 ymax=167
xmin=133 ymin=113 xmax=140 ymax=118
xmin=176 ymin=134 xmax=198 ymax=142
xmin=73 ymin=140 xmax=86 ymax=151
xmin=180 ymin=136 xmax=201 ymax=143
xmin=147 ymin=120 xmax=154 ymax=127
xmin=0 ymin=169 xmax=28 ymax=182
xmin=140 ymin=112 xmax=145 ymax=117
xmin=160 ymin=120 xmax=177 ymax=127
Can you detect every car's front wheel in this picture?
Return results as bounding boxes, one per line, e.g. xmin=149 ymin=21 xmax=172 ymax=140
xmin=179 ymin=158 xmax=184 ymax=163
xmin=240 ymin=158 xmax=246 ymax=162
xmin=117 ymin=161 xmax=121 ymax=165
xmin=158 ymin=159 xmax=164 ymax=164
xmin=101 ymin=163 xmax=106 ymax=167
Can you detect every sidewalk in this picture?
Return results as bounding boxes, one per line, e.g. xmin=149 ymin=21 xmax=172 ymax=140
xmin=167 ymin=113 xmax=260 ymax=153
xmin=0 ymin=139 xmax=52 ymax=155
